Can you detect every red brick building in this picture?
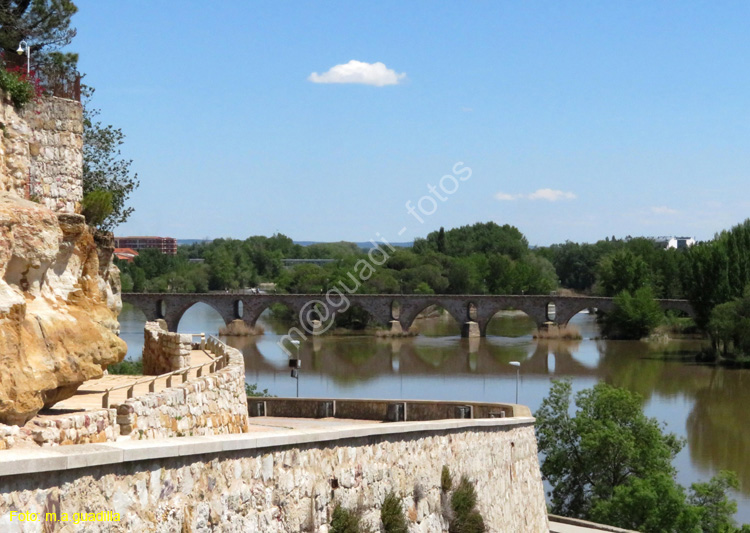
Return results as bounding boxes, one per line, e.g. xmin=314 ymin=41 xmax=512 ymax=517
xmin=114 ymin=236 xmax=177 ymax=255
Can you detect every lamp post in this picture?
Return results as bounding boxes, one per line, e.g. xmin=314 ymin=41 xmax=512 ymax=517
xmin=16 ymin=41 xmax=30 ymax=75
xmin=509 ymin=361 xmax=521 ymax=404
xmin=289 ymin=340 xmax=301 ymax=398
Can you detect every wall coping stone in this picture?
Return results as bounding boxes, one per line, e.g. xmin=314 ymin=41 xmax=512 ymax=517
xmin=0 ymin=415 xmax=535 ymax=477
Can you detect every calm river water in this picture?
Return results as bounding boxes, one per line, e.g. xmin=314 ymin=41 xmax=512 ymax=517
xmin=118 ymin=302 xmax=750 ymax=523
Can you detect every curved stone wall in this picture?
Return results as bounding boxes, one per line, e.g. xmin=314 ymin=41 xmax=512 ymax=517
xmin=0 ymin=418 xmax=549 ymax=532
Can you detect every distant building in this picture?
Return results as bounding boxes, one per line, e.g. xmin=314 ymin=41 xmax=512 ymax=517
xmin=114 ymin=248 xmax=139 ymax=262
xmin=114 ymin=236 xmax=178 ymax=255
xmin=652 ymin=236 xmax=696 ymax=250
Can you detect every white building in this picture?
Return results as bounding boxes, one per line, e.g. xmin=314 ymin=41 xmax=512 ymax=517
xmin=652 ymin=236 xmax=696 ymax=250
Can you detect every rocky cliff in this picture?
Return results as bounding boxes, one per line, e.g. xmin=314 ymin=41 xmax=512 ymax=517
xmin=0 ymin=194 xmax=126 ymax=425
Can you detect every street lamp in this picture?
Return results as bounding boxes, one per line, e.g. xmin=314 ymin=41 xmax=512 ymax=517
xmin=16 ymin=41 xmax=30 ymax=75
xmin=509 ymin=361 xmax=521 ymax=404
xmin=289 ymin=340 xmax=301 ymax=398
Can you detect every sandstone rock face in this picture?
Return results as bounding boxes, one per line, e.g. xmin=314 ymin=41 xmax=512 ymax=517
xmin=0 ymin=194 xmax=126 ymax=425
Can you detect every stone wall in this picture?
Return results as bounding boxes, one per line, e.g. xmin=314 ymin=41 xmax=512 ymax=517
xmin=0 ymin=409 xmax=120 ymax=450
xmin=142 ymin=321 xmax=192 ymax=375
xmin=0 ymin=93 xmax=83 ymax=214
xmin=117 ymin=341 xmax=250 ymax=439
xmin=0 ymin=419 xmax=549 ymax=532
xmin=26 ymin=409 xmax=119 ymax=447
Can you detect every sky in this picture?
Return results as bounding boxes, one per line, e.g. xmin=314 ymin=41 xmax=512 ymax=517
xmin=71 ymin=1 xmax=750 ymax=246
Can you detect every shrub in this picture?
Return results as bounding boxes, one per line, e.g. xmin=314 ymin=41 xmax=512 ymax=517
xmin=81 ymin=189 xmax=114 ymax=227
xmin=450 ymin=476 xmax=486 ymax=533
xmin=602 ymin=286 xmax=663 ymax=339
xmin=245 ymin=383 xmax=273 ymax=397
xmin=0 ymin=66 xmax=39 ymax=107
xmin=441 ymin=465 xmax=453 ymax=492
xmin=107 ymin=358 xmax=143 ymax=375
xmin=381 ymin=492 xmax=408 ymax=533
xmin=330 ymin=503 xmax=361 ymax=533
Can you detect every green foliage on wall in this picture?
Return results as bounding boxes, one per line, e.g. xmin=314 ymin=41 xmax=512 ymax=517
xmin=380 ymin=491 xmax=408 ymax=533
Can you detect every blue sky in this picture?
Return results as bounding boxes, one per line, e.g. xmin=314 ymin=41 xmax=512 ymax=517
xmin=72 ymin=1 xmax=750 ymax=245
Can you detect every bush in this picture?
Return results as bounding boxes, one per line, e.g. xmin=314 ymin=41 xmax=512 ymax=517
xmin=245 ymin=383 xmax=273 ymax=397
xmin=602 ymin=286 xmax=663 ymax=339
xmin=381 ymin=491 xmax=408 ymax=533
xmin=330 ymin=503 xmax=361 ymax=533
xmin=107 ymin=359 xmax=143 ymax=375
xmin=0 ymin=67 xmax=37 ymax=107
xmin=449 ymin=476 xmax=486 ymax=532
xmin=81 ymin=189 xmax=114 ymax=227
xmin=441 ymin=465 xmax=453 ymax=492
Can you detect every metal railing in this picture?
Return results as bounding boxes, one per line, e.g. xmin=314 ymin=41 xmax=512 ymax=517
xmin=101 ymin=333 xmax=229 ymax=408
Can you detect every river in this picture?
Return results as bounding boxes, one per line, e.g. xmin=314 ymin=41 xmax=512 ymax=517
xmin=118 ymin=302 xmax=750 ymax=524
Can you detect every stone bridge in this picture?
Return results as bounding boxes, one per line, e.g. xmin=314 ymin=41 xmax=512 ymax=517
xmin=121 ymin=293 xmax=695 ymax=337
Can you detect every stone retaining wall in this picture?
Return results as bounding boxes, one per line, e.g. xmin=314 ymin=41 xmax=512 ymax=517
xmin=0 ymin=409 xmax=119 ymax=449
xmin=0 ymin=93 xmax=83 ymax=213
xmin=142 ymin=321 xmax=192 ymax=375
xmin=117 ymin=339 xmax=250 ymax=439
xmin=0 ymin=418 xmax=549 ymax=532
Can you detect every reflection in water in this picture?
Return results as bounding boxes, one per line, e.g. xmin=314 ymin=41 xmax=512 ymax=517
xmin=687 ymin=370 xmax=750 ymax=489
xmin=118 ymin=304 xmax=750 ymax=523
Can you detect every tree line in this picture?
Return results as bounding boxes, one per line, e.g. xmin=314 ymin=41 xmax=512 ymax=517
xmin=117 ymin=222 xmax=558 ymax=297
xmin=119 ymin=218 xmax=750 ymax=355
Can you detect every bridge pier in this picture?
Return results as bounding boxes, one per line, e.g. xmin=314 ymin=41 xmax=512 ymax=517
xmin=461 ymin=321 xmax=481 ymax=338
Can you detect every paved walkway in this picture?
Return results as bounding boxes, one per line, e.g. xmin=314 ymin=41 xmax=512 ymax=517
xmin=40 ymin=349 xmax=215 ymax=414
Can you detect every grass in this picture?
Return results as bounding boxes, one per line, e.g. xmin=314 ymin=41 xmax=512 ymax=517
xmin=107 ymin=358 xmax=143 ymax=375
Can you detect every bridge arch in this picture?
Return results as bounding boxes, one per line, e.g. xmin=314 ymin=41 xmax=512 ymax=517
xmin=482 ymin=308 xmax=538 ymax=338
xmin=476 ymin=301 xmax=548 ymax=337
xmin=171 ymin=301 xmax=233 ymax=333
xmin=398 ymin=299 xmax=466 ymax=333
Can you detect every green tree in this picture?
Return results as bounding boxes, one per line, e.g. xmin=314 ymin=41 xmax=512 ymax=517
xmin=602 ymin=287 xmax=664 ymax=340
xmin=689 ymin=471 xmax=744 ymax=533
xmin=536 ymin=380 xmax=748 ymax=532
xmin=82 ymin=88 xmax=139 ymax=230
xmin=707 ymin=290 xmax=750 ymax=359
xmin=436 ymin=226 xmax=446 ymax=254
xmin=0 ymin=0 xmax=77 ymax=61
xmin=597 ymin=249 xmax=651 ymax=296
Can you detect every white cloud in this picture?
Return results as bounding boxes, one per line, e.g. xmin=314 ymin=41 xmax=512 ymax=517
xmin=527 ymin=188 xmax=577 ymax=202
xmin=494 ymin=188 xmax=576 ymax=202
xmin=651 ymin=206 xmax=679 ymax=215
xmin=494 ymin=191 xmax=520 ymax=201
xmin=308 ymin=60 xmax=406 ymax=86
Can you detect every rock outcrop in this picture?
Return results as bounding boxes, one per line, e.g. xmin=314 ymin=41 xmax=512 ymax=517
xmin=0 ymin=194 xmax=126 ymax=425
